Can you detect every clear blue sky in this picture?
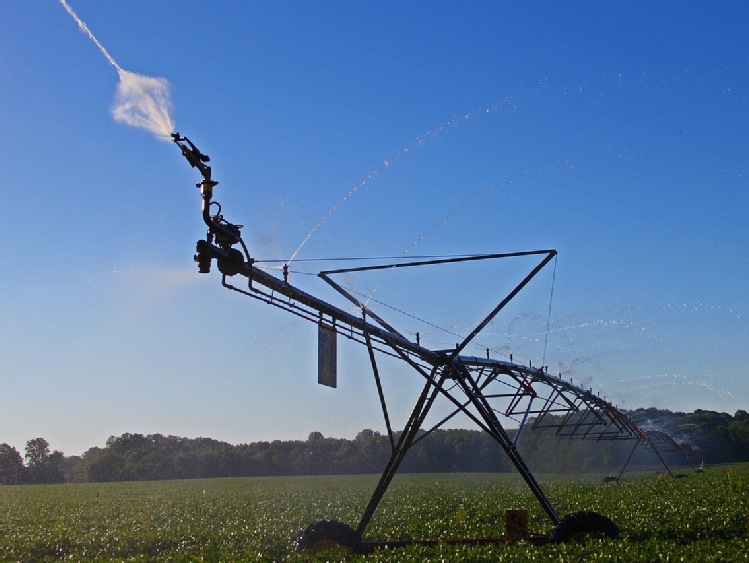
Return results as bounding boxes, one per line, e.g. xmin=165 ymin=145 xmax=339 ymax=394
xmin=2 ymin=1 xmax=747 ymax=456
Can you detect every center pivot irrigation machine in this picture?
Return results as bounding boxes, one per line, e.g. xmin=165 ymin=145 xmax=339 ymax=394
xmin=172 ymin=133 xmax=689 ymax=552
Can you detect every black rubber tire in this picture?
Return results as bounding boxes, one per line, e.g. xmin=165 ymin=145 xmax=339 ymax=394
xmin=295 ymin=520 xmax=364 ymax=554
xmin=549 ymin=510 xmax=620 ymax=543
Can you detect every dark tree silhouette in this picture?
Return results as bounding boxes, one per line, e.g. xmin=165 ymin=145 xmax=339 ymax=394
xmin=0 ymin=443 xmax=24 ymax=485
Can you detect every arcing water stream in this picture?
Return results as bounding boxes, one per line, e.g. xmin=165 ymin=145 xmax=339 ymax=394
xmin=286 ymin=97 xmax=523 ymax=266
xmin=59 ymin=0 xmax=174 ymax=140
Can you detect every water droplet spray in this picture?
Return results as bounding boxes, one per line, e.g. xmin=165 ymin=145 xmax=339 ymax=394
xmin=59 ymin=0 xmax=175 ymax=140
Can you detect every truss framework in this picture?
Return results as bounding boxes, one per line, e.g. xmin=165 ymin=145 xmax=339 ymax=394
xmin=173 ymin=133 xmax=696 ymax=541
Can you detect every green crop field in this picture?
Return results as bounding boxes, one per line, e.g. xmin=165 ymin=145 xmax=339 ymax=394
xmin=1 ymin=465 xmax=747 ymax=561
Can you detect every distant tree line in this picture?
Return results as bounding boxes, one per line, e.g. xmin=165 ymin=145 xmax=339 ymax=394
xmin=0 ymin=438 xmax=65 ymax=485
xmin=2 ymin=408 xmax=747 ymax=484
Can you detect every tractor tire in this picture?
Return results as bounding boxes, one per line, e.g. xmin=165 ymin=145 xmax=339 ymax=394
xmin=295 ymin=520 xmax=364 ymax=554
xmin=549 ymin=510 xmax=620 ymax=543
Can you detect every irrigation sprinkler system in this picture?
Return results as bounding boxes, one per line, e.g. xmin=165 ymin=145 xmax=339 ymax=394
xmin=54 ymin=0 xmax=698 ymax=548
xmin=172 ymin=133 xmax=692 ymax=551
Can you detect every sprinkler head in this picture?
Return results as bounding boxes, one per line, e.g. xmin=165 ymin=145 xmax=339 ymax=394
xmin=173 ymin=133 xmax=211 ymax=173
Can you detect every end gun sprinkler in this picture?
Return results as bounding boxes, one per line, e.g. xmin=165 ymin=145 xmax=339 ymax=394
xmin=172 ymin=132 xmax=246 ymax=276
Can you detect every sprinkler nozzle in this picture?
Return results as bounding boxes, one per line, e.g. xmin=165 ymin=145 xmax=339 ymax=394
xmin=173 ymin=133 xmax=213 ymax=180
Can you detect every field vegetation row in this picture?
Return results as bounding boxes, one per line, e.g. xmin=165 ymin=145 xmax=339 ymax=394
xmin=1 ymin=464 xmax=747 ymax=561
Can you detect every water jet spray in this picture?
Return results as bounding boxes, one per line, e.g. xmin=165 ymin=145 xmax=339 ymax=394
xmin=59 ymin=0 xmax=175 ymax=141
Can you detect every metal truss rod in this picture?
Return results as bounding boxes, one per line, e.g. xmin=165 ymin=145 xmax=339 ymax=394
xmin=365 ymin=333 xmax=395 ymax=450
xmin=617 ymin=440 xmax=641 ymax=481
xmin=449 ymin=250 xmax=557 ymax=361
xmin=319 ymin=250 xmax=558 ymax=275
xmin=455 ymin=363 xmax=560 ymax=524
xmin=356 ymin=371 xmax=446 ymax=536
